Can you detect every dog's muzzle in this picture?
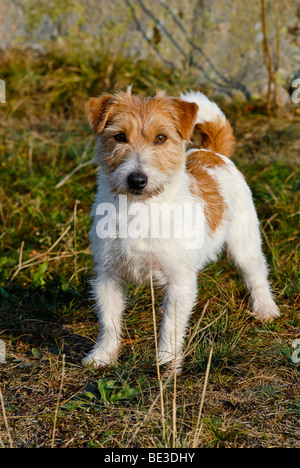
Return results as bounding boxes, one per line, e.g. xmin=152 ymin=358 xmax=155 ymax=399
xmin=127 ymin=172 xmax=148 ymax=194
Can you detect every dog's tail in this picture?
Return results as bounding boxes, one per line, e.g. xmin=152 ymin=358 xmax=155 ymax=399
xmin=180 ymin=91 xmax=235 ymax=158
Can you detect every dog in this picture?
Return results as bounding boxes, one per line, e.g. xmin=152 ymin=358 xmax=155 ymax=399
xmin=83 ymin=88 xmax=280 ymax=371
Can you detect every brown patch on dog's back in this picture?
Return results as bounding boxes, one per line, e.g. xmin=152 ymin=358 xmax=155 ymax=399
xmin=187 ymin=150 xmax=226 ymax=231
xmin=188 ymin=150 xmax=226 ymax=169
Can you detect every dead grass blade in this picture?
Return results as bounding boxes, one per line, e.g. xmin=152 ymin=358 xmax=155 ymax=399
xmin=192 ymin=344 xmax=214 ymax=448
xmin=181 ymin=303 xmax=226 ymax=363
xmin=51 ymin=354 xmax=66 ymax=448
xmin=0 ymin=387 xmax=13 ymax=448
xmin=172 ymin=301 xmax=178 ymax=448
xmin=55 ymin=158 xmax=94 ymax=189
xmin=73 ymin=200 xmax=80 ymax=286
xmin=9 ymin=225 xmax=72 ymax=283
xmin=149 ymin=260 xmax=166 ymax=443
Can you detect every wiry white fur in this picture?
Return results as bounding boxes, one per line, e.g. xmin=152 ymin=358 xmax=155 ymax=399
xmin=84 ymin=92 xmax=280 ymax=371
xmin=180 ymin=90 xmax=227 ymax=125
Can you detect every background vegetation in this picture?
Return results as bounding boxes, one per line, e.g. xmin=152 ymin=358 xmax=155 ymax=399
xmin=0 ymin=0 xmax=299 ymax=449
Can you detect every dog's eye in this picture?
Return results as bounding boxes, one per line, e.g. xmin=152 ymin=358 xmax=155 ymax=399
xmin=154 ymin=135 xmax=167 ymax=145
xmin=114 ymin=133 xmax=127 ymax=143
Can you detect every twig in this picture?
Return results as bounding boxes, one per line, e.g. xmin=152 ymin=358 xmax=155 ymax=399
xmin=127 ymin=363 xmax=175 ymax=446
xmin=273 ymin=0 xmax=280 ymax=109
xmin=128 ymin=301 xmax=207 ymax=445
xmin=78 ymin=136 xmax=93 ymax=164
xmin=149 ymin=260 xmax=166 ymax=444
xmin=55 ymin=158 xmax=95 ymax=189
xmin=47 ymin=225 xmax=72 ymax=255
xmin=124 ymin=0 xmax=174 ymax=69
xmin=51 ymin=354 xmax=65 ymax=448
xmin=134 ymin=0 xmax=251 ymax=99
xmin=11 ymin=249 xmax=89 ymax=275
xmin=0 ymin=387 xmax=13 ymax=448
xmin=73 ymin=200 xmax=80 ymax=286
xmin=9 ymin=225 xmax=71 ymax=283
xmin=172 ymin=301 xmax=178 ymax=448
xmin=261 ymin=0 xmax=273 ymax=111
xmin=18 ymin=241 xmax=24 ymax=270
xmin=260 ymin=0 xmax=280 ymax=112
xmin=192 ymin=345 xmax=213 ymax=448
xmin=55 ymin=136 xmax=94 ymax=189
xmin=181 ymin=304 xmax=226 ymax=363
xmin=273 ymin=0 xmax=280 ymax=73
xmin=127 ymin=301 xmax=226 ymax=446
xmin=28 ymin=133 xmax=33 ymax=173
xmin=183 ymin=301 xmax=209 ymax=355
xmin=159 ymin=1 xmax=251 ymax=99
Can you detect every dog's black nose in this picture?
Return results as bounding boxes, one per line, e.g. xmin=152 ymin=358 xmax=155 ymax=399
xmin=127 ymin=172 xmax=148 ymax=192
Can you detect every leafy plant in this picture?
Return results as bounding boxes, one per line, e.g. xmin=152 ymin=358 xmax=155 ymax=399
xmin=97 ymin=378 xmax=140 ymax=405
xmin=205 ymin=417 xmax=246 ymax=448
xmin=62 ymin=378 xmax=140 ymax=411
xmin=32 ymin=261 xmax=48 ymax=287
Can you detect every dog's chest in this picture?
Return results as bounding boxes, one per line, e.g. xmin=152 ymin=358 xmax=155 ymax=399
xmin=113 ymin=235 xmax=167 ymax=285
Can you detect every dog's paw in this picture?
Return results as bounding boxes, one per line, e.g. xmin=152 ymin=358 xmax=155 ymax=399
xmin=158 ymin=350 xmax=183 ymax=376
xmin=83 ymin=347 xmax=117 ymax=369
xmin=158 ymin=349 xmax=174 ymax=366
xmin=160 ymin=360 xmax=183 ymax=379
xmin=251 ymin=299 xmax=280 ymax=323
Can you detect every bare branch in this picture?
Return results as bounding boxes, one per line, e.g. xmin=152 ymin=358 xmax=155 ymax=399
xmin=134 ymin=0 xmax=251 ymax=100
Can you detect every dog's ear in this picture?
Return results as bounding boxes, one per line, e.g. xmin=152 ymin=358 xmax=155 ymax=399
xmin=171 ymin=98 xmax=198 ymax=142
xmin=88 ymin=94 xmax=114 ymax=137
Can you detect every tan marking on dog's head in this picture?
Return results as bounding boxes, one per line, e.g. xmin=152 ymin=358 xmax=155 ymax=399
xmin=170 ymin=97 xmax=199 ymax=142
xmin=187 ymin=150 xmax=226 ymax=231
xmin=87 ymin=90 xmax=198 ymax=197
xmin=88 ymin=94 xmax=115 ymax=136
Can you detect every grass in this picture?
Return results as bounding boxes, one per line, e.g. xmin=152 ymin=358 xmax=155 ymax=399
xmin=0 ymin=46 xmax=299 ymax=448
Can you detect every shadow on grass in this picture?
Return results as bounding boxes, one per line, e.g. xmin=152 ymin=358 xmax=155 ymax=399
xmin=0 ymin=281 xmax=95 ymax=365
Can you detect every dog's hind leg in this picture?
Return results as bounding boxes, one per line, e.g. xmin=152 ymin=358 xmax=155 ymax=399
xmin=226 ymin=195 xmax=280 ymax=323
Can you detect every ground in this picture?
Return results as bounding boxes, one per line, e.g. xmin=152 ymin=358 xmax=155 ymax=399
xmin=0 ymin=89 xmax=299 ymax=447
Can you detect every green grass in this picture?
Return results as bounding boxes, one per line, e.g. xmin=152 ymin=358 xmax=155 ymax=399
xmin=0 ymin=46 xmax=299 ymax=448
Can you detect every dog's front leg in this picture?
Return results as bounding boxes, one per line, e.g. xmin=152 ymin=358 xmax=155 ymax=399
xmin=83 ymin=271 xmax=125 ymax=368
xmin=158 ymin=275 xmax=197 ymax=371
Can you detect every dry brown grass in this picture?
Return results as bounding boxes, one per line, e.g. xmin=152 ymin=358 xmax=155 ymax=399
xmin=0 ymin=47 xmax=299 ymax=448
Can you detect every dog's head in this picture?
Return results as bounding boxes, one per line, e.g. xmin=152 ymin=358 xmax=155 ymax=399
xmin=88 ymin=89 xmax=198 ymax=198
